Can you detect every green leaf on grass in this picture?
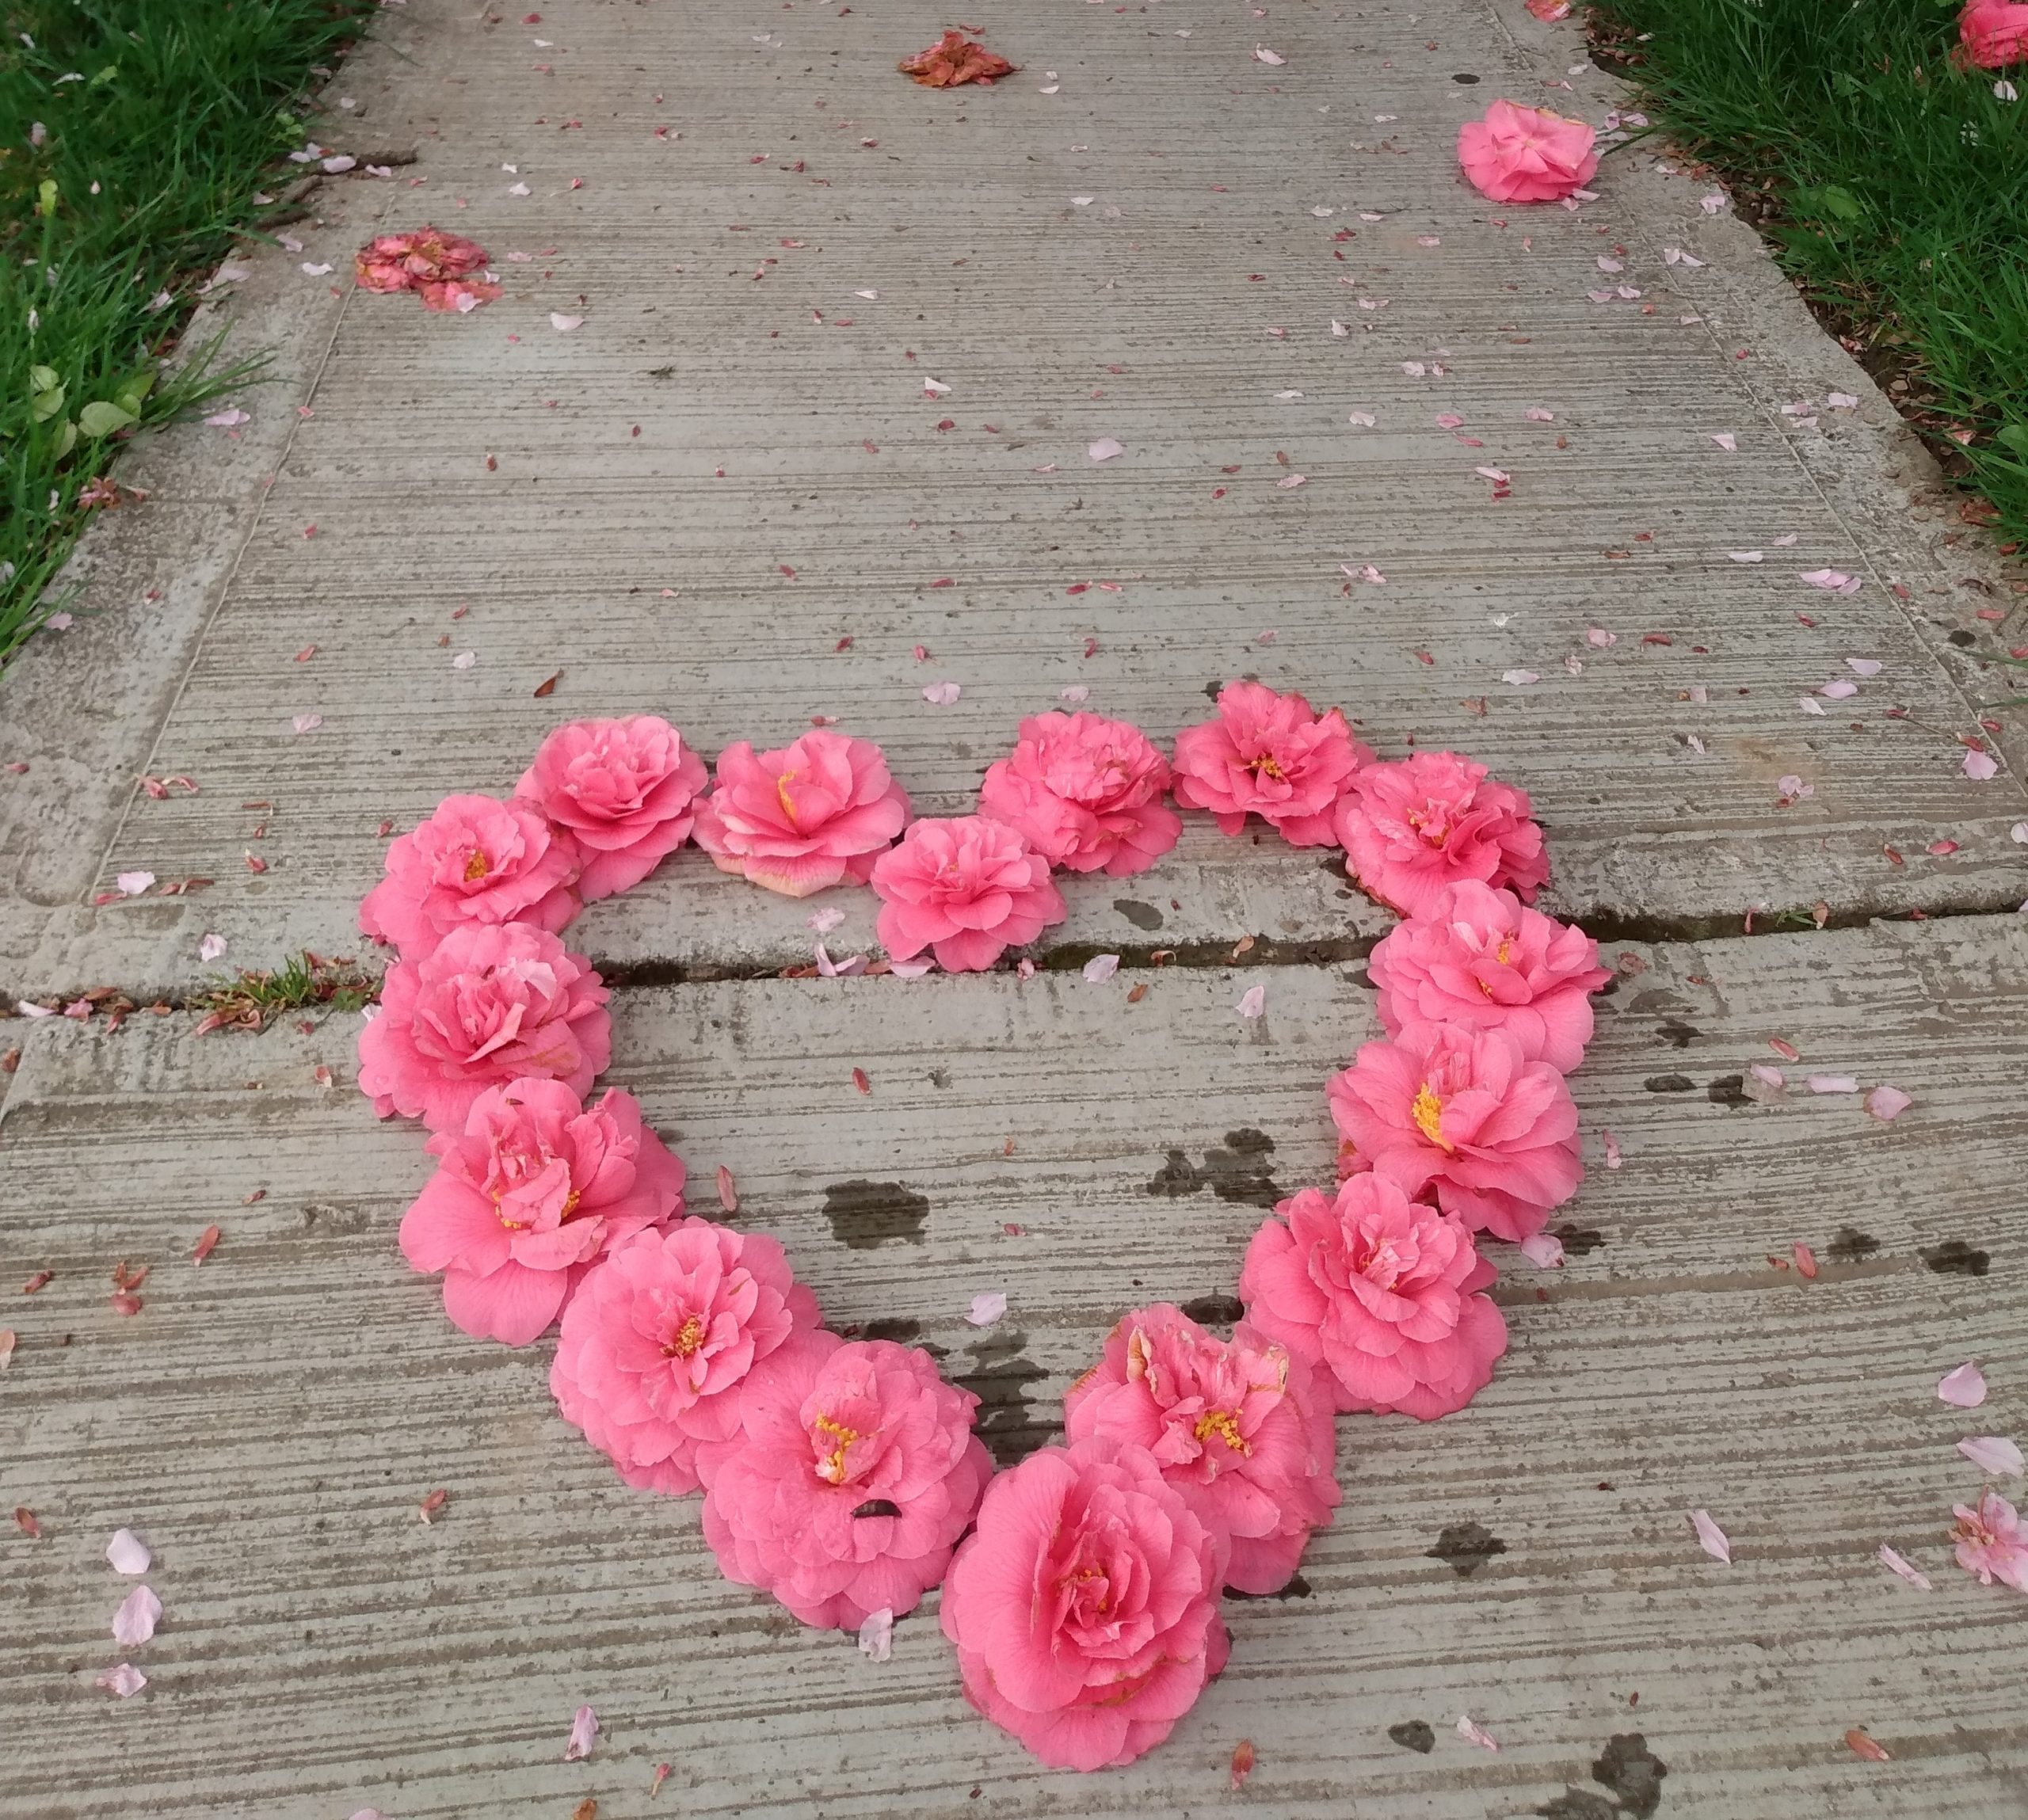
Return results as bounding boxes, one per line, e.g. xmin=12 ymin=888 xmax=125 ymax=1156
xmin=30 ymin=384 xmax=66 ymax=423
xmin=35 ymin=178 xmax=58 ymax=219
xmin=111 ymin=367 xmax=156 ymax=417
xmin=29 ymin=365 xmax=59 ymax=395
xmin=1797 ymin=182 xmax=1863 ymax=223
xmin=77 ymin=400 xmax=135 ymax=437
xmin=52 ymin=420 xmax=76 ymax=460
xmin=1998 ymin=425 xmax=2028 ymax=457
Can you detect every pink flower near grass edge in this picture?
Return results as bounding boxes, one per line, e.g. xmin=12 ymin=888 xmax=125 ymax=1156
xmin=398 ymin=1079 xmax=684 ymax=1345
xmin=1064 ymin=1303 xmax=1340 ymax=1593
xmin=356 ymin=922 xmax=611 ymax=1133
xmin=871 ymin=816 xmax=1067 ymax=971
xmin=1171 ymin=680 xmax=1370 ymax=846
xmin=1960 ymin=0 xmax=2028 ymax=68
xmin=978 ymin=712 xmax=1181 ymax=877
xmin=940 ymin=1435 xmax=1230 ymax=1772
xmin=700 ymin=1331 xmax=991 ymax=1629
xmin=1240 ymin=1173 xmax=1507 ymax=1419
xmin=1457 ymin=101 xmax=1599 ymax=204
xmin=517 ymin=715 xmax=709 ymax=900
xmin=551 ymin=1220 xmax=821 ymax=1496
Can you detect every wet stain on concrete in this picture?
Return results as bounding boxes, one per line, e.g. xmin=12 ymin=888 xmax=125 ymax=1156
xmin=823 ymin=1180 xmax=928 ymax=1249
xmin=1202 ymin=1129 xmax=1281 ymax=1207
xmin=863 ymin=1316 xmax=922 ymax=1343
xmin=1657 ymin=1019 xmax=1702 ymax=1049
xmin=1428 ymin=1521 xmax=1508 ymax=1578
xmin=1146 ymin=1150 xmax=1205 ymax=1197
xmin=1553 ymin=1223 xmax=1605 ymax=1256
xmin=1146 ymin=1130 xmax=1280 ymax=1207
xmin=1181 ymin=1293 xmax=1245 ymax=1327
xmin=1538 ymin=1733 xmax=1668 ymax=1818
xmin=1921 ymin=1238 xmax=1990 ymax=1277
xmin=1538 ymin=1794 xmax=1618 ymax=1820
xmin=1113 ymin=898 xmax=1165 ymax=931
xmin=1593 ymin=1734 xmax=1668 ymax=1817
xmin=955 ymin=1331 xmax=1055 ymax=1467
xmin=1644 ymin=1074 xmax=1694 ymax=1093
xmin=1828 ymin=1226 xmax=1880 ymax=1263
xmin=1706 ymin=1073 xmax=1750 ymax=1107
xmin=1388 ymin=1720 xmax=1435 ymax=1754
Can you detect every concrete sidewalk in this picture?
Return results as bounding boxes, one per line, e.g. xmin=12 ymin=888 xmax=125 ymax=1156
xmin=1 ymin=0 xmax=2025 ymax=1813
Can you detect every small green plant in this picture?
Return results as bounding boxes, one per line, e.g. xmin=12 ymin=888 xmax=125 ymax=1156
xmin=193 ymin=951 xmax=379 ymax=1034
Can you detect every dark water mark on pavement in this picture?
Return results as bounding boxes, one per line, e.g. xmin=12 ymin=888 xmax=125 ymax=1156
xmin=823 ymin=1179 xmax=928 ymax=1249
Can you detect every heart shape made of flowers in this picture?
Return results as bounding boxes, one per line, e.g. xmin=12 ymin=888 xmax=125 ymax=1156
xmin=356 ymin=680 xmax=1605 ymax=1773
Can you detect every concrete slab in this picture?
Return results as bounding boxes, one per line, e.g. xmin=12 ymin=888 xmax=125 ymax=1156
xmin=4 ymin=0 xmax=2026 ymax=999
xmin=2 ymin=918 xmax=2023 ymax=1816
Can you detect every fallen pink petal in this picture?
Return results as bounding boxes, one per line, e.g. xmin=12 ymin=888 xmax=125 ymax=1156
xmin=1939 ymin=1362 xmax=1989 ymax=1408
xmin=1454 ymin=1714 xmax=1500 ymax=1751
xmin=564 ymin=1704 xmax=599 ymax=1761
xmin=858 ymin=1606 xmax=895 ymax=1662
xmin=106 ymin=1529 xmax=151 ymax=1575
xmin=966 ymin=1291 xmax=1008 ymax=1327
xmin=1877 ymin=1544 xmax=1934 ymax=1590
xmin=1959 ymin=1436 xmax=2025 ymax=1478
xmin=96 ymin=1663 xmax=147 ymax=1698
xmin=112 ymin=1585 xmax=162 ymax=1648
xmin=1864 ymin=1085 xmax=1912 ymax=1121
xmin=1690 ymin=1508 xmax=1732 ymax=1563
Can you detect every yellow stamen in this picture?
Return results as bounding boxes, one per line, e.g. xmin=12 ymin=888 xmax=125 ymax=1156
xmin=1248 ymin=754 xmax=1287 ymax=782
xmin=1193 ymin=1408 xmax=1250 ymax=1454
xmin=812 ymin=1412 xmax=860 ymax=1483
xmin=561 ymin=1188 xmax=581 ymax=1219
xmin=662 ymin=1314 xmax=706 ymax=1359
xmin=775 ymin=770 xmax=799 ymax=826
xmin=463 ymin=849 xmax=491 ymax=882
xmin=1496 ymin=937 xmax=1511 ymax=965
xmin=1411 ymin=1082 xmax=1453 ymax=1151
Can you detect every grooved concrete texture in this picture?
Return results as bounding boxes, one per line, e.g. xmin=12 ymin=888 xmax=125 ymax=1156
xmin=0 ymin=0 xmax=2024 ymax=998
xmin=2 ymin=922 xmax=2025 ymax=1816
xmin=3 ymin=1 xmax=2028 ymax=1816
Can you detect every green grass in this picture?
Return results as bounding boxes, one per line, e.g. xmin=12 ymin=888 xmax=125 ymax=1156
xmin=193 ymin=950 xmax=378 ymax=1033
xmin=1590 ymin=0 xmax=2028 ymax=550
xmin=0 ymin=0 xmax=377 ymax=664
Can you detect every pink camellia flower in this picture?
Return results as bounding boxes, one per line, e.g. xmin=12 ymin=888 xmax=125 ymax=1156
xmin=1062 ymin=1304 xmax=1340 ymax=1594
xmin=978 ymin=713 xmax=1181 ymax=877
xmin=1333 ymin=750 xmax=1547 ymax=920
xmin=354 ymin=227 xmax=491 ymax=291
xmin=691 ymin=729 xmax=910 ymax=897
xmin=1326 ymin=1021 xmax=1580 ymax=1241
xmin=356 ymin=922 xmax=611 ymax=1132
xmin=1952 ymin=1489 xmax=2028 ymax=1592
xmin=1170 ymin=680 xmax=1370 ymax=846
xmin=699 ymin=1332 xmax=992 ymax=1629
xmin=550 ymin=1220 xmax=821 ymax=1496
xmin=1960 ymin=0 xmax=2028 ymax=67
xmin=871 ymin=816 xmax=1067 ymax=972
xmin=359 ymin=794 xmax=580 ymax=959
xmin=940 ymin=1435 xmax=1230 ymax=1772
xmin=398 ymin=1079 xmax=684 ymax=1346
xmin=1367 ymin=879 xmax=1609 ymax=1072
xmin=517 ymin=716 xmax=709 ymax=901
xmin=1456 ymin=100 xmax=1599 ymax=204
xmin=1239 ymin=1172 xmax=1508 ymax=1420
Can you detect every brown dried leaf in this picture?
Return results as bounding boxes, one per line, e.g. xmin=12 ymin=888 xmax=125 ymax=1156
xmin=898 ymin=29 xmax=1015 ymax=86
xmin=533 ymin=670 xmax=562 ymax=698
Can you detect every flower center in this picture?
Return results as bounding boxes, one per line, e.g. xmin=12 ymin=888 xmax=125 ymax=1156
xmin=661 ymin=1313 xmax=705 ymax=1359
xmin=775 ymin=770 xmax=799 ymax=826
xmin=1193 ymin=1407 xmax=1250 ymax=1454
xmin=812 ymin=1412 xmax=860 ymax=1483
xmin=1405 ymin=807 xmax=1450 ymax=850
xmin=462 ymin=848 xmax=492 ymax=882
xmin=1411 ymin=1082 xmax=1453 ymax=1151
xmin=1496 ymin=937 xmax=1511 ymax=965
xmin=1247 ymin=753 xmax=1287 ymax=782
